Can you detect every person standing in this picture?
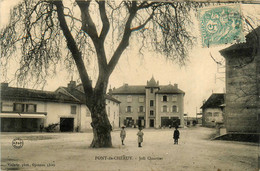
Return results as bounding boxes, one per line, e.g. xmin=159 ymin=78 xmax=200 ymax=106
xmin=120 ymin=126 xmax=126 ymax=145
xmin=137 ymin=127 xmax=144 ymax=147
xmin=173 ymin=126 xmax=180 ymax=144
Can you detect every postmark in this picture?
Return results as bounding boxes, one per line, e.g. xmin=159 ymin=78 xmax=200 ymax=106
xmin=198 ymin=4 xmax=245 ymax=47
xmin=12 ymin=138 xmax=24 ymax=149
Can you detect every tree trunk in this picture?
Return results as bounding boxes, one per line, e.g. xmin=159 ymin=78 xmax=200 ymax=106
xmin=89 ymin=96 xmax=112 ymax=148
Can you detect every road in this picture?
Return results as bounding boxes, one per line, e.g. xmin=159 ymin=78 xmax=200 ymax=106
xmin=1 ymin=126 xmax=258 ymax=171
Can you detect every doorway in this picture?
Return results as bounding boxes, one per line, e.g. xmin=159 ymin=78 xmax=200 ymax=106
xmin=60 ymin=118 xmax=74 ymax=132
xmin=149 ymin=119 xmax=154 ymax=128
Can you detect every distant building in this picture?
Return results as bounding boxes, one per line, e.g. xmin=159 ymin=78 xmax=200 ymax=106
xmin=219 ymin=27 xmax=260 ymax=134
xmin=201 ymin=93 xmax=225 ymax=127
xmin=110 ymin=77 xmax=185 ymax=128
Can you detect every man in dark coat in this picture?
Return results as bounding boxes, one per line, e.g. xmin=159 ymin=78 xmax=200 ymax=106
xmin=173 ymin=126 xmax=180 ymax=144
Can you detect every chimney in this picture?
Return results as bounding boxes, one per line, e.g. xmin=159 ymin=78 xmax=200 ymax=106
xmin=68 ymin=81 xmax=76 ymax=89
xmin=108 ymin=85 xmax=112 ymax=95
xmin=157 ymin=81 xmax=159 ymax=86
xmin=174 ymin=84 xmax=178 ymax=88
xmin=1 ymin=83 xmax=8 ymax=89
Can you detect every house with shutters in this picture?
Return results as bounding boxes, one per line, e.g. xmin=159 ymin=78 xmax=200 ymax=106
xmin=0 ymin=81 xmax=120 ymax=132
xmin=0 ymin=82 xmax=83 ymax=132
xmin=109 ymin=77 xmax=185 ymax=128
xmin=200 ymin=93 xmax=225 ymax=127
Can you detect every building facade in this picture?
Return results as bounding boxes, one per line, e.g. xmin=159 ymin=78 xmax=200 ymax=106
xmin=0 ymin=81 xmax=120 ymax=132
xmin=110 ymin=77 xmax=185 ymax=128
xmin=220 ymin=27 xmax=260 ymax=134
xmin=0 ymin=83 xmax=83 ymax=132
xmin=201 ymin=93 xmax=225 ymax=127
xmin=56 ymin=81 xmax=120 ymax=131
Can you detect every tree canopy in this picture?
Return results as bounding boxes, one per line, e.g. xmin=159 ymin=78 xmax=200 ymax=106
xmin=0 ymin=0 xmax=203 ymax=88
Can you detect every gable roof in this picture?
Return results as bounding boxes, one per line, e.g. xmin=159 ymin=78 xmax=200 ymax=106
xmin=57 ymin=86 xmax=120 ymax=104
xmin=0 ymin=83 xmax=81 ymax=104
xmin=200 ymin=93 xmax=225 ymax=109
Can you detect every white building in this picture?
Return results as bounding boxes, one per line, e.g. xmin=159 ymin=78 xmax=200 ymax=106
xmin=56 ymin=81 xmax=120 ymax=131
xmin=0 ymin=82 xmax=120 ymax=132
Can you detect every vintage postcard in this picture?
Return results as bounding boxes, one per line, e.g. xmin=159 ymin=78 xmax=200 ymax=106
xmin=0 ymin=0 xmax=259 ymax=171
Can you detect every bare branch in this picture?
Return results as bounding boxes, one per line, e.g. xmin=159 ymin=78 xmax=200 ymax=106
xmin=52 ymin=0 xmax=93 ymax=101
xmin=76 ymin=0 xmax=98 ymax=41
xmin=98 ymin=1 xmax=110 ymax=41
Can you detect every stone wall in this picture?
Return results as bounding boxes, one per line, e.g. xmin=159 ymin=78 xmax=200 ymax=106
xmin=225 ymin=55 xmax=258 ymax=133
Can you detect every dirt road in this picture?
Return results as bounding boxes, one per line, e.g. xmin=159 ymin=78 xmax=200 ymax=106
xmin=1 ymin=126 xmax=258 ymax=171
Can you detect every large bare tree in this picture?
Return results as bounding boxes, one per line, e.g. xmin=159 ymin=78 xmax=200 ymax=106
xmin=0 ymin=0 xmax=201 ymax=147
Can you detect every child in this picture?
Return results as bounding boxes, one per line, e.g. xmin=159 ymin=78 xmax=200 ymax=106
xmin=173 ymin=126 xmax=180 ymax=144
xmin=120 ymin=126 xmax=126 ymax=145
xmin=137 ymin=127 xmax=144 ymax=147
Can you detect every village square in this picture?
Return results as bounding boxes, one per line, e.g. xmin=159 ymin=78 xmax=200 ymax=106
xmin=0 ymin=1 xmax=259 ymax=171
xmin=1 ymin=126 xmax=258 ymax=171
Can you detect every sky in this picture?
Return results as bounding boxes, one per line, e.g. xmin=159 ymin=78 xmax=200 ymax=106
xmin=0 ymin=1 xmax=259 ymax=117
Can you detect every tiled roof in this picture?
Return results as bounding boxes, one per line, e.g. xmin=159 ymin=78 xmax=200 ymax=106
xmin=111 ymin=84 xmax=184 ymax=95
xmin=1 ymin=85 xmax=81 ymax=104
xmin=157 ymin=84 xmax=185 ymax=94
xmin=60 ymin=87 xmax=120 ymax=104
xmin=200 ymin=93 xmax=225 ymax=109
xmin=110 ymin=85 xmax=146 ymax=95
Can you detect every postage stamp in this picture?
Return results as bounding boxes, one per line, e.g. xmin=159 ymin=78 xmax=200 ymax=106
xmin=198 ymin=4 xmax=245 ymax=47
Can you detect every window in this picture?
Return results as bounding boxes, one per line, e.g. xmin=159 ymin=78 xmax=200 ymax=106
xmin=150 ymin=88 xmax=153 ymax=93
xmin=138 ymin=106 xmax=145 ymax=113
xmin=107 ymin=106 xmax=110 ymax=116
xmin=127 ymin=95 xmax=132 ymax=102
xmin=150 ymin=100 xmax=154 ymax=107
xmin=172 ymin=105 xmax=177 ymax=112
xmin=13 ymin=103 xmax=24 ymax=112
xmin=126 ymin=106 xmax=132 ymax=113
xmin=163 ymin=105 xmax=167 ymax=112
xmin=26 ymin=104 xmax=37 ymax=112
xmin=139 ymin=96 xmax=144 ymax=103
xmin=206 ymin=112 xmax=212 ymax=117
xmin=71 ymin=105 xmax=77 ymax=114
xmin=150 ymin=110 xmax=154 ymax=116
xmin=213 ymin=112 xmax=219 ymax=117
xmin=163 ymin=95 xmax=168 ymax=102
xmin=172 ymin=95 xmax=177 ymax=102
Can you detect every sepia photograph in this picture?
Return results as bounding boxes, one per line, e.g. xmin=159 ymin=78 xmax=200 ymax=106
xmin=0 ymin=0 xmax=259 ymax=170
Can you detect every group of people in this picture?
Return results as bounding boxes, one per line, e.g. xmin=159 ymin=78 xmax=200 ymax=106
xmin=120 ymin=126 xmax=180 ymax=147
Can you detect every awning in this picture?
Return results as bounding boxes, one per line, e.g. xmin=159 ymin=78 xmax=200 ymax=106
xmin=0 ymin=113 xmax=46 ymax=118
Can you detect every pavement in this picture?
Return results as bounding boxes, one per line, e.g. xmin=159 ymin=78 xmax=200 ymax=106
xmin=1 ymin=126 xmax=258 ymax=171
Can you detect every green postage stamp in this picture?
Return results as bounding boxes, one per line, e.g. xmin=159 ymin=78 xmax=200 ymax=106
xmin=198 ymin=4 xmax=245 ymax=47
